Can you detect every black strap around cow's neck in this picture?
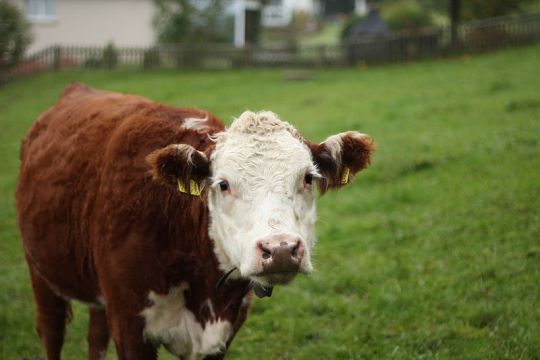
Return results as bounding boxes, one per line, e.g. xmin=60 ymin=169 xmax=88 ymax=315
xmin=215 ymin=267 xmax=273 ymax=298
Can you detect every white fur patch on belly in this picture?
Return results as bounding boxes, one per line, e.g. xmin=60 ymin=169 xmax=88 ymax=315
xmin=141 ymin=282 xmax=232 ymax=360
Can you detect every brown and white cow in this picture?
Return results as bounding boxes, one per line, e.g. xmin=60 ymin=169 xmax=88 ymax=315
xmin=16 ymin=83 xmax=374 ymax=360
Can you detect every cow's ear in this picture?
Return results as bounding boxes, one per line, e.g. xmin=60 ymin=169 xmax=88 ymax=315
xmin=146 ymin=144 xmax=210 ymax=191
xmin=307 ymin=131 xmax=374 ymax=194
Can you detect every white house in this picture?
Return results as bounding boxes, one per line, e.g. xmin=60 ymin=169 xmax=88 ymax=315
xmin=261 ymin=0 xmax=318 ymax=28
xmin=9 ymin=0 xmax=156 ymax=53
xmin=9 ymin=0 xmax=323 ymax=53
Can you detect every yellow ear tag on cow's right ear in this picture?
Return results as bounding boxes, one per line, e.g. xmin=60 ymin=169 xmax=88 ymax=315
xmin=177 ymin=179 xmax=202 ymax=196
xmin=341 ymin=167 xmax=350 ymax=185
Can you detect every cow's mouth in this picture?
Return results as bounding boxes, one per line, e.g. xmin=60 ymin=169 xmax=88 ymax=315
xmin=216 ymin=267 xmax=299 ymax=298
xmin=249 ymin=271 xmax=300 ymax=298
xmin=252 ymin=271 xmax=298 ymax=286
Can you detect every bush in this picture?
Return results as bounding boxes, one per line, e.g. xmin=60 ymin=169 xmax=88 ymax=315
xmin=461 ymin=0 xmax=537 ymax=20
xmin=0 ymin=1 xmax=32 ymax=69
xmin=102 ymin=42 xmax=118 ymax=69
xmin=341 ymin=13 xmax=366 ymax=40
xmin=382 ymin=1 xmax=433 ymax=32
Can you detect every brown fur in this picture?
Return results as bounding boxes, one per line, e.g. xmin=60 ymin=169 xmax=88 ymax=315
xmin=306 ymin=133 xmax=375 ymax=194
xmin=16 ymin=83 xmax=374 ymax=359
xmin=146 ymin=143 xmax=211 ymax=191
xmin=16 ymin=83 xmax=248 ymax=359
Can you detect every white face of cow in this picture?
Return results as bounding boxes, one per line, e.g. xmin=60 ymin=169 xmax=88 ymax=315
xmin=147 ymin=111 xmax=374 ymax=288
xmin=207 ymin=112 xmax=318 ymax=285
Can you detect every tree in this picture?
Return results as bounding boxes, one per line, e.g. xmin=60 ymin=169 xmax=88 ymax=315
xmin=382 ymin=1 xmax=434 ymax=32
xmin=417 ymin=0 xmax=448 ymax=13
xmin=449 ymin=0 xmax=460 ymax=44
xmin=418 ymin=0 xmax=537 ymax=20
xmin=0 ymin=1 xmax=32 ymax=69
xmin=153 ymin=0 xmax=232 ymax=43
xmin=463 ymin=0 xmax=537 ymax=20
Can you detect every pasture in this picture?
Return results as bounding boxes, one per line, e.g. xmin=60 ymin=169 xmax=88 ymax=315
xmin=1 ymin=43 xmax=539 ymax=359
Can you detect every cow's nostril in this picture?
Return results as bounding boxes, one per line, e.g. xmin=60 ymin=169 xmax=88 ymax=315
xmin=291 ymin=240 xmax=304 ymax=260
xmin=280 ymin=241 xmax=287 ymax=247
xmin=291 ymin=242 xmax=299 ymax=257
xmin=258 ymin=242 xmax=273 ymax=260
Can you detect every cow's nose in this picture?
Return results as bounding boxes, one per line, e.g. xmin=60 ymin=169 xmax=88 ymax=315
xmin=257 ymin=235 xmax=304 ymax=274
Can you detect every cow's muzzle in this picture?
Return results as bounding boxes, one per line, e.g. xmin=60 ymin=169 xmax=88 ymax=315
xmin=255 ymin=234 xmax=305 ymax=285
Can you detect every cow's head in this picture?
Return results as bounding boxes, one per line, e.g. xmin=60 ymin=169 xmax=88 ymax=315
xmin=148 ymin=111 xmax=374 ymax=288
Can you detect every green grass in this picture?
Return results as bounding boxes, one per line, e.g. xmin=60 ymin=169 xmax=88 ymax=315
xmin=1 ymin=44 xmax=539 ymax=359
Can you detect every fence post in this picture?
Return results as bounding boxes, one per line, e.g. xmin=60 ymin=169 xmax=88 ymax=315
xmin=53 ymin=46 xmax=62 ymax=70
xmin=318 ymin=45 xmax=325 ymax=66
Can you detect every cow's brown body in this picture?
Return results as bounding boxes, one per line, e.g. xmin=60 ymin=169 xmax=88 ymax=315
xmin=16 ymin=83 xmax=252 ymax=359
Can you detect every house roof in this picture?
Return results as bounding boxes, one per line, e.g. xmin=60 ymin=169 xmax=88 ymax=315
xmin=348 ymin=9 xmax=391 ymax=38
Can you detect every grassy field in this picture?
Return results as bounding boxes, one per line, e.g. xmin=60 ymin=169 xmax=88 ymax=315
xmin=1 ymin=44 xmax=539 ymax=359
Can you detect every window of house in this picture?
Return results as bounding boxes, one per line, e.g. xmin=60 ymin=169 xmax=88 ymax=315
xmin=27 ymin=0 xmax=56 ymax=21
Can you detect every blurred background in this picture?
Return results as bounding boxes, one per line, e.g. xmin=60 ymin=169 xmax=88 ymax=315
xmin=1 ymin=0 xmax=539 ymax=359
xmin=1 ymin=0 xmax=540 ymax=75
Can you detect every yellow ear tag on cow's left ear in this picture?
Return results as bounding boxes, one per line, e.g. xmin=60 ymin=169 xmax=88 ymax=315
xmin=341 ymin=167 xmax=350 ymax=185
xmin=177 ymin=179 xmax=203 ymax=196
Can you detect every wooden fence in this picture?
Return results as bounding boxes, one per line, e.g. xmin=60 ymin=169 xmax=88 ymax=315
xmin=2 ymin=12 xmax=539 ymax=83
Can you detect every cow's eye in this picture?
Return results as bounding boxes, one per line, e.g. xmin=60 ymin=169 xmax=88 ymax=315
xmin=219 ymin=180 xmax=230 ymax=192
xmin=304 ymin=173 xmax=313 ymax=185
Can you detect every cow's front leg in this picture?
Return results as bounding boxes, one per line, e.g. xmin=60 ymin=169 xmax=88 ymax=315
xmin=28 ymin=267 xmax=70 ymax=360
xmin=108 ymin=311 xmax=157 ymax=360
xmin=88 ymin=307 xmax=110 ymax=360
